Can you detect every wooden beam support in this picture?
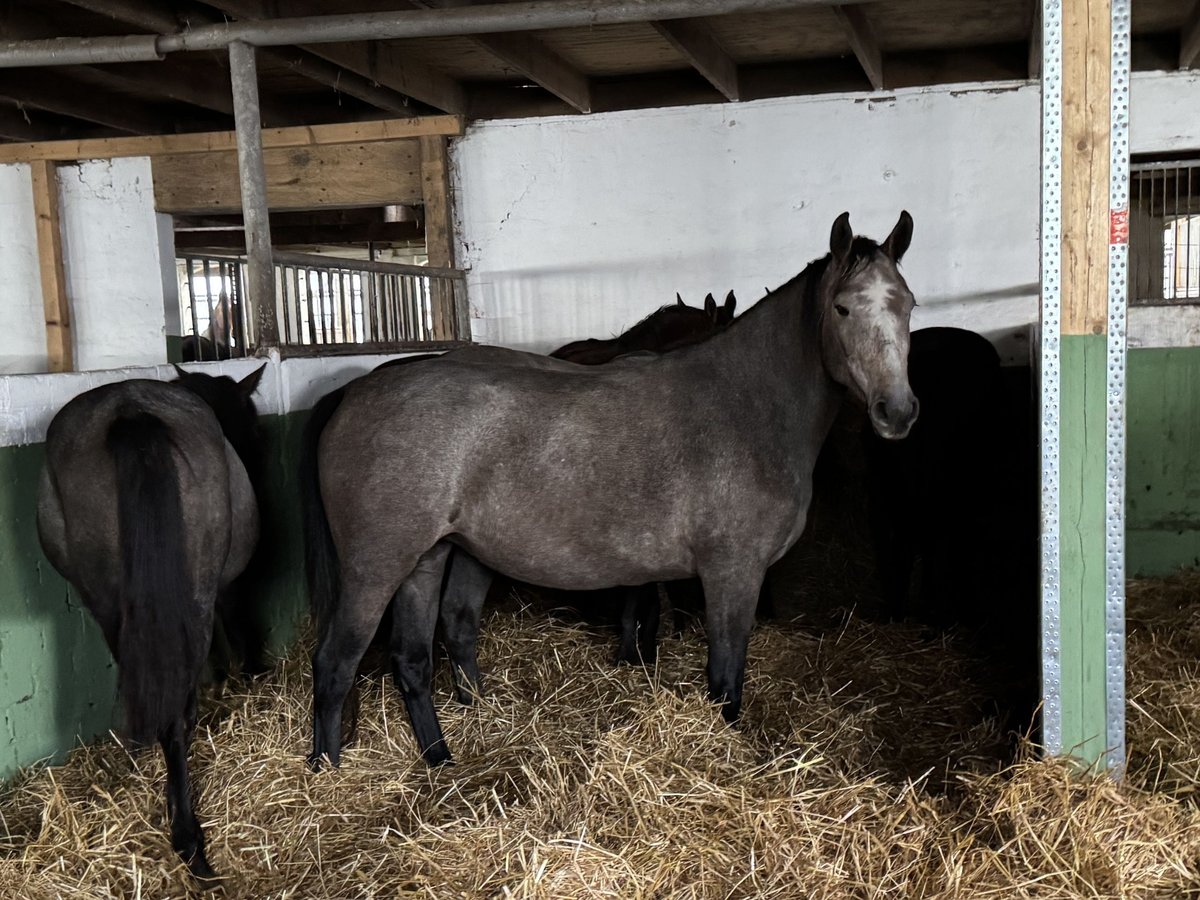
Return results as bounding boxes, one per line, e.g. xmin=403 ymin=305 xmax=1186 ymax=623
xmin=420 ymin=135 xmax=455 ymax=340
xmin=407 ymin=0 xmax=591 ymax=112
xmin=0 ymin=72 xmax=166 ymax=134
xmin=153 ymin=140 xmax=424 ymax=214
xmin=1062 ymin=0 xmax=1112 ymax=336
xmin=29 ymin=160 xmax=74 ymax=373
xmin=651 ymin=18 xmax=740 ymax=101
xmin=1182 ymin=0 xmax=1200 ymax=69
xmin=202 ymin=0 xmax=467 ymax=114
xmin=831 ymin=4 xmax=883 ymax=91
xmin=0 ymin=115 xmax=463 ymax=164
xmin=0 ymin=105 xmax=63 ymax=142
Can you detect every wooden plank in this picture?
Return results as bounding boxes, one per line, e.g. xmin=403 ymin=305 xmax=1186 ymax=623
xmin=1182 ymin=0 xmax=1200 ymax=69
xmin=1061 ymin=0 xmax=1111 ymax=336
xmin=830 ymin=4 xmax=884 ymax=91
xmin=0 ymin=72 xmax=165 ymax=135
xmin=1029 ymin=0 xmax=1042 ymax=79
xmin=153 ymin=141 xmax=424 ymax=214
xmin=651 ymin=18 xmax=741 ymax=101
xmin=0 ymin=115 xmax=464 ymax=164
xmin=0 ymin=107 xmax=61 ymax=142
xmin=420 ymin=135 xmax=455 ymax=341
xmin=28 ymin=160 xmax=73 ymax=373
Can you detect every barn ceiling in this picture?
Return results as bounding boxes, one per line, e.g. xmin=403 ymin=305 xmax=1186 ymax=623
xmin=0 ymin=0 xmax=1196 ymax=144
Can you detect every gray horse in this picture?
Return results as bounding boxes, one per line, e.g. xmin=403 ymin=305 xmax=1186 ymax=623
xmin=37 ymin=366 xmax=265 ymax=880
xmin=308 ymin=211 xmax=919 ymax=769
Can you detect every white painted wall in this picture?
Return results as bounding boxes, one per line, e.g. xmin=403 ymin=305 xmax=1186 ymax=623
xmin=0 ymin=164 xmax=47 ymax=374
xmin=453 ymin=72 xmax=1200 ymax=359
xmin=0 ymin=157 xmax=167 ymax=375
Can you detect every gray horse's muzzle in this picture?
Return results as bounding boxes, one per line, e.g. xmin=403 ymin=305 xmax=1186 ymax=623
xmin=869 ymin=390 xmax=919 ymax=440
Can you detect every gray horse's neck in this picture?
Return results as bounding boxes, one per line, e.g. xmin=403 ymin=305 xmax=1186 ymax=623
xmin=692 ymin=259 xmax=844 ymax=459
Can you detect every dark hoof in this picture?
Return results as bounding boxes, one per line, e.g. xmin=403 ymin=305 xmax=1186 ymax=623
xmin=306 ymin=750 xmax=339 ymax=772
xmin=183 ymin=847 xmax=217 ymax=884
xmin=422 ymin=744 xmax=454 ymax=768
xmin=454 ymin=692 xmax=476 ymax=706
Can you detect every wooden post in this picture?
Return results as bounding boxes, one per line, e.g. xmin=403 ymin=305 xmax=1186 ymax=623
xmin=1042 ymin=0 xmax=1129 ymax=771
xmin=29 ymin=159 xmax=73 ymax=372
xmin=420 ymin=134 xmax=454 ymax=340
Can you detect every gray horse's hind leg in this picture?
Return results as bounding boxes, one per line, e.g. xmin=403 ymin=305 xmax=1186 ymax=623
xmin=700 ymin=567 xmax=765 ymax=723
xmin=616 ymin=584 xmax=661 ymax=666
xmin=389 ymin=542 xmax=453 ymax=765
xmin=437 ymin=548 xmax=490 ymax=704
xmin=309 ymin=568 xmax=403 ymax=771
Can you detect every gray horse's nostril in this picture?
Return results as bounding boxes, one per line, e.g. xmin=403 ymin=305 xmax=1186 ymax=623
xmin=872 ymin=399 xmax=888 ymax=424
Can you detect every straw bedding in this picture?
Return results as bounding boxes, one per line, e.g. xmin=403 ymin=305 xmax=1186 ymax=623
xmin=2 ymin=573 xmax=1200 ymax=898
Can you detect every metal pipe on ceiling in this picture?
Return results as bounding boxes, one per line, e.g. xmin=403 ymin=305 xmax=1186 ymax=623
xmin=0 ymin=0 xmax=857 ymax=69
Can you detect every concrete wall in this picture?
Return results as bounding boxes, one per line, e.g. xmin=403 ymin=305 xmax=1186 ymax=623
xmin=0 ymin=157 xmax=167 ymax=375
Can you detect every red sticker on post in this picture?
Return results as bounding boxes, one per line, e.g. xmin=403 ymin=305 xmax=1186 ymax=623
xmin=1110 ymin=208 xmax=1129 ymax=244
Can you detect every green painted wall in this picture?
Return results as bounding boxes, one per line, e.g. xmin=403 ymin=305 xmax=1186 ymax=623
xmin=1127 ymin=347 xmax=1200 ymax=576
xmin=0 ymin=412 xmax=309 ymax=781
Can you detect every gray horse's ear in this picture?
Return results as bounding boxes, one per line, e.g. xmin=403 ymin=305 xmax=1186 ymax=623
xmin=172 ymin=363 xmax=188 ymax=378
xmin=724 ymin=290 xmax=737 ymax=314
xmin=238 ymin=362 xmax=267 ymax=398
xmin=882 ymin=210 xmax=913 ymax=262
xmin=830 ymin=211 xmax=853 ymax=262
xmin=704 ymin=293 xmax=716 ymax=318
xmin=676 ymin=293 xmax=685 ymax=307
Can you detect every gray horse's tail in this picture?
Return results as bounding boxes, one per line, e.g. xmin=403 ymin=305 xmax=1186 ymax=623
xmin=107 ymin=412 xmax=200 ymax=744
xmin=300 ymin=387 xmax=346 ymax=631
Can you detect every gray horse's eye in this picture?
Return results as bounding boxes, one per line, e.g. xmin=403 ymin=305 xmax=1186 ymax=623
xmin=835 ymin=304 xmax=849 ymax=317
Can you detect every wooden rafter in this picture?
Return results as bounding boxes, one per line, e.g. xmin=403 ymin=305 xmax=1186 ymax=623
xmin=406 ymin=0 xmax=592 ymax=113
xmin=0 ymin=72 xmax=167 ymax=134
xmin=58 ymin=0 xmax=419 ymax=115
xmin=0 ymin=105 xmax=64 ymax=142
xmin=651 ymin=18 xmax=740 ymax=102
xmin=200 ymin=0 xmax=467 ymax=114
xmin=1182 ymin=0 xmax=1200 ymax=69
xmin=831 ymin=4 xmax=884 ymax=91
xmin=1029 ymin=0 xmax=1042 ymax=80
xmin=29 ymin=160 xmax=74 ymax=373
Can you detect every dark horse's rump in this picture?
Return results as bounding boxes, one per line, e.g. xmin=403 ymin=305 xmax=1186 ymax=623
xmin=306 ymin=211 xmax=919 ymax=772
xmin=37 ymin=366 xmax=265 ymax=880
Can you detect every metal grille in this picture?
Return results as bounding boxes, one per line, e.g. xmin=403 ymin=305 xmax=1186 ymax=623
xmin=177 ymin=250 xmax=470 ymax=355
xmin=179 ymin=255 xmax=251 ymax=360
xmin=1129 ymin=161 xmax=1200 ymax=305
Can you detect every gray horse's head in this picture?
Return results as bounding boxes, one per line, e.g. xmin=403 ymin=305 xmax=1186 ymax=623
xmin=818 ymin=210 xmax=919 ymax=440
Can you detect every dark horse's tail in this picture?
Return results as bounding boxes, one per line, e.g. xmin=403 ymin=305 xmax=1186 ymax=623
xmin=107 ymin=412 xmax=199 ymax=744
xmin=300 ymin=386 xmax=347 ymax=631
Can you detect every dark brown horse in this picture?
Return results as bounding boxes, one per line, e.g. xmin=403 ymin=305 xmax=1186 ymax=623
xmin=304 ymin=211 xmax=918 ymax=770
xmin=37 ymin=366 xmax=265 ymax=880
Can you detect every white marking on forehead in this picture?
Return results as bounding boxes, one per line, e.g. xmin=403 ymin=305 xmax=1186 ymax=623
xmin=858 ymin=270 xmax=896 ymax=306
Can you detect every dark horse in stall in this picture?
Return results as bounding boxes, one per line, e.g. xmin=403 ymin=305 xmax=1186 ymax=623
xmin=37 ymin=365 xmax=266 ymax=880
xmin=305 ymin=211 xmax=919 ymax=770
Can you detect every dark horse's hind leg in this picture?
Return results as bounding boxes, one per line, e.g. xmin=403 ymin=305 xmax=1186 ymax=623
xmin=437 ymin=548 xmax=490 ymax=704
xmin=616 ymin=584 xmax=661 ymax=666
xmin=700 ymin=567 xmax=764 ymax=724
xmin=310 ymin=569 xmax=405 ymax=771
xmin=161 ymin=691 xmax=215 ymax=881
xmin=389 ymin=543 xmax=453 ymax=765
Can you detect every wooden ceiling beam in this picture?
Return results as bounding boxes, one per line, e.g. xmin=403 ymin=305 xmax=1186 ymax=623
xmin=0 ymin=105 xmax=64 ymax=142
xmin=200 ymin=0 xmax=467 ymax=114
xmin=651 ymin=18 xmax=740 ymax=102
xmin=831 ymin=4 xmax=883 ymax=91
xmin=0 ymin=72 xmax=167 ymax=134
xmin=59 ymin=0 xmax=419 ymax=114
xmin=406 ymin=0 xmax=591 ymax=113
xmin=1029 ymin=0 xmax=1042 ymax=79
xmin=1182 ymin=0 xmax=1200 ymax=69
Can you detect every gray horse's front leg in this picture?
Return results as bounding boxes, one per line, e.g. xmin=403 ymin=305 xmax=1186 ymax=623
xmin=700 ymin=568 xmax=764 ymax=723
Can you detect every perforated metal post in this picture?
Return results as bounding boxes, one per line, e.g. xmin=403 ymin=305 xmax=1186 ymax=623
xmin=1039 ymin=0 xmax=1064 ymax=760
xmin=1105 ymin=0 xmax=1131 ymax=777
